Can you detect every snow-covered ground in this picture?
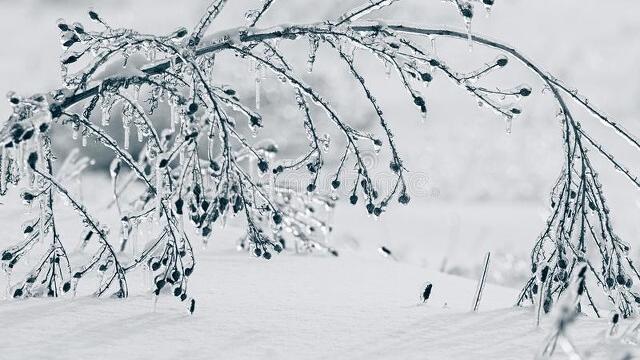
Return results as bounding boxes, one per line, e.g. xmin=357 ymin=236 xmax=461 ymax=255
xmin=0 ymin=175 xmax=637 ymax=359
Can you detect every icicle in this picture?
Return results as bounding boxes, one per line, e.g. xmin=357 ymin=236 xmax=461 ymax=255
xmin=464 ymin=18 xmax=473 ymax=51
xmin=101 ymin=105 xmax=110 ymax=126
xmin=81 ymin=133 xmax=88 ymax=147
xmin=123 ymin=124 xmax=130 ymax=150
xmin=307 ymin=36 xmax=319 ymax=73
xmin=255 ymin=64 xmax=262 ymax=110
xmin=429 ymin=35 xmax=437 ymax=57
xmin=0 ymin=147 xmax=6 ymax=194
xmin=505 ymin=117 xmax=513 ymax=134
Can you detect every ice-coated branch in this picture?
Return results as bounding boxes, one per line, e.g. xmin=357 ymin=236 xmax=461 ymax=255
xmin=2 ymin=0 xmax=639 ymax=319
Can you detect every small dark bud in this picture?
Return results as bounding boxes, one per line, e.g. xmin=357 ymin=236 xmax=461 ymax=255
xmin=398 ymin=193 xmax=410 ymax=204
xmin=63 ymin=282 xmax=71 ymax=293
xmin=331 ymin=180 xmax=341 ymax=189
xmin=62 ymin=54 xmax=79 ymax=65
xmin=189 ymin=299 xmax=196 ymax=314
xmin=349 ymin=194 xmax=358 ymax=205
xmin=606 ymin=277 xmax=615 ymax=288
xmin=151 ymin=262 xmax=161 ymax=271
xmin=428 ymin=59 xmax=440 ymax=67
xmin=254 ymin=248 xmax=262 ymax=257
xmin=373 ymin=139 xmax=383 ymax=147
xmin=73 ymin=272 xmax=82 ymax=279
xmin=187 ymin=102 xmax=198 ymax=115
xmin=306 ymin=184 xmax=316 ymax=192
xmin=519 ymin=87 xmax=532 ymax=97
xmin=558 ymin=258 xmax=567 ymax=269
xmin=1 ymin=251 xmax=12 ymax=260
xmin=175 ymin=198 xmax=184 ymax=215
xmin=180 ymin=293 xmax=188 ymax=301
xmin=461 ymin=6 xmax=473 ymax=18
xmin=272 ymin=212 xmax=282 ymax=225
xmin=57 ymin=20 xmax=70 ymax=32
xmin=373 ymin=207 xmax=382 ymax=216
xmin=263 ymin=251 xmax=272 ymax=260
xmin=174 ymin=287 xmax=182 ymax=296
xmin=174 ymin=27 xmax=188 ymax=38
xmin=223 ymin=88 xmax=236 ymax=96
xmin=257 ymin=159 xmax=269 ymax=173
xmin=413 ymin=95 xmax=425 ymax=107
xmin=366 ymin=203 xmax=375 ymax=214
xmin=184 ymin=267 xmax=193 ymax=277
xmin=250 ymin=116 xmax=262 ymax=127
xmin=496 ymin=57 xmax=508 ymax=67
xmin=158 ymin=158 xmax=168 ymax=168
xmin=13 ymin=288 xmax=23 ymax=298
xmin=156 ymin=279 xmax=166 ymax=290
xmin=273 ymin=244 xmax=283 ymax=253
xmin=617 ymin=274 xmax=626 ymax=285
xmin=421 ymin=283 xmax=432 ymax=302
xmin=420 ymin=72 xmax=433 ymax=82
xmin=510 ymin=108 xmax=521 ymax=115
xmin=88 ymin=10 xmax=100 ymax=21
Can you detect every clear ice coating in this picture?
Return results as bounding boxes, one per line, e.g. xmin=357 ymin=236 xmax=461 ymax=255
xmin=0 ymin=0 xmax=637 ymax=324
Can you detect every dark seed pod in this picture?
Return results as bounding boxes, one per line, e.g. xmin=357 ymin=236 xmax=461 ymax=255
xmin=202 ymin=226 xmax=212 ymax=237
xmin=175 ymin=198 xmax=184 ymax=215
xmin=189 ymin=299 xmax=196 ymax=314
xmin=496 ymin=57 xmax=508 ymax=67
xmin=174 ymin=287 xmax=182 ymax=296
xmin=306 ymin=184 xmax=316 ymax=192
xmin=254 ymin=248 xmax=262 ymax=257
xmin=543 ymin=295 xmax=553 ymax=313
xmin=263 ymin=251 xmax=272 ymax=260
xmin=366 ymin=203 xmax=375 ymax=214
xmin=184 ymin=267 xmax=193 ymax=277
xmin=398 ymin=193 xmax=410 ymax=204
xmin=172 ymin=270 xmax=181 ymax=281
xmin=257 ymin=159 xmax=269 ymax=173
xmin=558 ymin=258 xmax=567 ymax=269
xmin=349 ymin=194 xmax=358 ymax=205
xmin=373 ymin=207 xmax=382 ymax=216
xmin=519 ymin=87 xmax=531 ymax=97
xmin=421 ymin=283 xmax=432 ymax=302
xmin=156 ymin=279 xmax=166 ymax=290
xmin=151 ymin=262 xmax=161 ymax=271
xmin=331 ymin=180 xmax=341 ymax=189
xmin=13 ymin=288 xmax=23 ymax=298
xmin=88 ymin=10 xmax=100 ymax=21
xmin=606 ymin=277 xmax=615 ymax=288
xmin=27 ymin=152 xmax=38 ymax=169
xmin=63 ymin=282 xmax=71 ymax=293
xmin=617 ymin=274 xmax=626 ymax=285
xmin=272 ymin=212 xmax=282 ymax=225
xmin=180 ymin=293 xmax=188 ymax=301
xmin=1 ymin=251 xmax=12 ymax=261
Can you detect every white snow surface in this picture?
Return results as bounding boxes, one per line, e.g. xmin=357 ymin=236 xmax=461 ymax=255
xmin=0 ymin=176 xmax=636 ymax=359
